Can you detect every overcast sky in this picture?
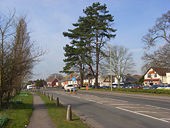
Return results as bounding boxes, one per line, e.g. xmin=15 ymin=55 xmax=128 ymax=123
xmin=0 ymin=0 xmax=169 ymax=79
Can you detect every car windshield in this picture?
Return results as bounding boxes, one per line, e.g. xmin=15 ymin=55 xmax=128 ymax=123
xmin=67 ymin=85 xmax=73 ymax=87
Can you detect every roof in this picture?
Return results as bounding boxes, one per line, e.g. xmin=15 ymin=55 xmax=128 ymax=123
xmin=133 ymin=75 xmax=142 ymax=79
xmin=124 ymin=75 xmax=139 ymax=83
xmin=47 ymin=78 xmax=58 ymax=82
xmin=146 ymin=67 xmax=170 ymax=76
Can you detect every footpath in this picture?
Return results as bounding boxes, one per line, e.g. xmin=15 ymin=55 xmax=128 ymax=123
xmin=27 ymin=93 xmax=56 ymax=128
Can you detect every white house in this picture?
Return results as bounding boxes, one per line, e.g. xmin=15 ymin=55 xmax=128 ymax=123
xmin=143 ymin=67 xmax=170 ymax=86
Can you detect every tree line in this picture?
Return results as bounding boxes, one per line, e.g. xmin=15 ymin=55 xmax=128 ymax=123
xmin=0 ymin=12 xmax=42 ymax=108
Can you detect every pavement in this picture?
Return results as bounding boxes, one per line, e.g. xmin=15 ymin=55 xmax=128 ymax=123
xmin=27 ymin=93 xmax=56 ymax=128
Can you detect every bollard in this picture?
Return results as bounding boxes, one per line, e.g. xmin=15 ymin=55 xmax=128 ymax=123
xmin=86 ymin=86 xmax=88 ymax=91
xmin=66 ymin=105 xmax=72 ymax=121
xmin=56 ymin=97 xmax=59 ymax=107
xmin=50 ymin=95 xmax=53 ymax=101
xmin=73 ymin=90 xmax=75 ymax=94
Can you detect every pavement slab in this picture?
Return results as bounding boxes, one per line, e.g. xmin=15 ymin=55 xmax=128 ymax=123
xmin=27 ymin=93 xmax=56 ymax=128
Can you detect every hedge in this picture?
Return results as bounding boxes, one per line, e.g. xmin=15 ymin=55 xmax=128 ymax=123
xmin=96 ymin=88 xmax=170 ymax=94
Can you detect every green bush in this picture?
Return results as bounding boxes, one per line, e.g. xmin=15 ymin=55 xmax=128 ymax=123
xmin=0 ymin=116 xmax=8 ymax=128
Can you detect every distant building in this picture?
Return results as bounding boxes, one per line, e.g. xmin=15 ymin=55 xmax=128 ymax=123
xmin=123 ymin=74 xmax=141 ymax=84
xmin=143 ymin=67 xmax=170 ymax=86
xmin=47 ymin=78 xmax=58 ymax=87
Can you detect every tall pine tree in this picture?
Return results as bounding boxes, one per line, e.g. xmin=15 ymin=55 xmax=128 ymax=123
xmin=62 ymin=20 xmax=91 ymax=86
xmin=62 ymin=2 xmax=116 ymax=88
xmin=82 ymin=2 xmax=116 ymax=88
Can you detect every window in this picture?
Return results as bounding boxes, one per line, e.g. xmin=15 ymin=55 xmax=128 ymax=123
xmin=148 ymin=74 xmax=151 ymax=78
xmin=154 ymin=73 xmax=157 ymax=77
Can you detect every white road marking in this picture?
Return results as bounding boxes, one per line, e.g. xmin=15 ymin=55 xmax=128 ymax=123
xmin=110 ymin=104 xmax=127 ymax=105
xmin=161 ymin=118 xmax=170 ymax=120
xmin=116 ymin=107 xmax=169 ymax=123
xmin=122 ymin=106 xmax=146 ymax=108
xmin=135 ymin=111 xmax=158 ymax=113
xmin=145 ymin=105 xmax=170 ymax=111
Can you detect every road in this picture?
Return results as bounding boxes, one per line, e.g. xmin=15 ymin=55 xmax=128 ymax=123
xmin=42 ymin=89 xmax=170 ymax=128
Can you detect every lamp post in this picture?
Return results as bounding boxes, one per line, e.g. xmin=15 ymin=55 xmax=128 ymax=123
xmin=110 ymin=45 xmax=113 ymax=91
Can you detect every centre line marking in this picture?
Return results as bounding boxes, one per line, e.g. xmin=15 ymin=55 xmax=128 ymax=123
xmin=116 ymin=107 xmax=169 ymax=123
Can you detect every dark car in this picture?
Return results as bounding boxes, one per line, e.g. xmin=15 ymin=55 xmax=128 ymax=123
xmin=101 ymin=86 xmax=110 ymax=89
xmin=133 ymin=84 xmax=142 ymax=89
xmin=121 ymin=85 xmax=130 ymax=88
xmin=89 ymin=85 xmax=95 ymax=88
xmin=150 ymin=85 xmax=160 ymax=89
xmin=143 ymin=86 xmax=150 ymax=89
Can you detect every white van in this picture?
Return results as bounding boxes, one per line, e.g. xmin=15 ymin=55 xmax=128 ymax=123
xmin=27 ymin=85 xmax=32 ymax=89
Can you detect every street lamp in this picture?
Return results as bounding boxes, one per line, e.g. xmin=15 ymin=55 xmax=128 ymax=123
xmin=110 ymin=45 xmax=113 ymax=91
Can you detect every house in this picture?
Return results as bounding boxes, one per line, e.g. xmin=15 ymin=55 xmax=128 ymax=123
xmin=143 ymin=67 xmax=170 ymax=86
xmin=83 ymin=75 xmax=106 ymax=86
xmin=47 ymin=78 xmax=58 ymax=87
xmin=60 ymin=74 xmax=80 ymax=87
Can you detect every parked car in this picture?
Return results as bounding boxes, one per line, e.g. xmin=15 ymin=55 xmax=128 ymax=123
xmin=100 ymin=86 xmax=110 ymax=89
xmin=157 ymin=84 xmax=170 ymax=89
xmin=150 ymin=85 xmax=160 ymax=89
xmin=143 ymin=86 xmax=150 ymax=89
xmin=121 ymin=85 xmax=130 ymax=88
xmin=64 ymin=85 xmax=78 ymax=92
xmin=132 ymin=84 xmax=142 ymax=89
xmin=112 ymin=84 xmax=118 ymax=88
xmin=165 ymin=84 xmax=170 ymax=89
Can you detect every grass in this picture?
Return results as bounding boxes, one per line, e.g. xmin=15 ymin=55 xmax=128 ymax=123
xmin=0 ymin=91 xmax=33 ymax=128
xmin=80 ymin=88 xmax=170 ymax=96
xmin=37 ymin=92 xmax=89 ymax=128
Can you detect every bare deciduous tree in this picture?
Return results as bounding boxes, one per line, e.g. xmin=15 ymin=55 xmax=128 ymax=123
xmin=142 ymin=10 xmax=170 ymax=70
xmin=0 ymin=12 xmax=43 ymax=107
xmin=142 ymin=10 xmax=170 ymax=48
xmin=102 ymin=45 xmax=135 ymax=88
xmin=0 ymin=12 xmax=15 ymax=107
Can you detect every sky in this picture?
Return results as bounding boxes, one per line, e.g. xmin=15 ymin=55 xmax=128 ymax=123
xmin=0 ymin=0 xmax=169 ymax=80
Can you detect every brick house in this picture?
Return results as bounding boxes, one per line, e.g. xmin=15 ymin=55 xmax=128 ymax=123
xmin=143 ymin=67 xmax=170 ymax=86
xmin=47 ymin=78 xmax=58 ymax=87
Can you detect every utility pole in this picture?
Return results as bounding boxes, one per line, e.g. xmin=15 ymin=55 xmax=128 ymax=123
xmin=110 ymin=45 xmax=113 ymax=91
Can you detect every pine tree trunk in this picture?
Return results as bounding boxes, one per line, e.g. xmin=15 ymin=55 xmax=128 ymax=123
xmin=88 ymin=38 xmax=91 ymax=87
xmin=95 ymin=29 xmax=99 ymax=89
xmin=79 ymin=64 xmax=84 ymax=86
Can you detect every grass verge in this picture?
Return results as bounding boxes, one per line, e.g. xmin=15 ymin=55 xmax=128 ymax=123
xmin=80 ymin=88 xmax=170 ymax=96
xmin=37 ymin=92 xmax=89 ymax=128
xmin=0 ymin=91 xmax=33 ymax=128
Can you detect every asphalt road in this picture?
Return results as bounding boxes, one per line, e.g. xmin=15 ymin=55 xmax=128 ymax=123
xmin=42 ymin=89 xmax=170 ymax=128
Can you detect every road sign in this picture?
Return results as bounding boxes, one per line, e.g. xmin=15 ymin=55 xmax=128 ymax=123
xmin=72 ymin=77 xmax=76 ymax=81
